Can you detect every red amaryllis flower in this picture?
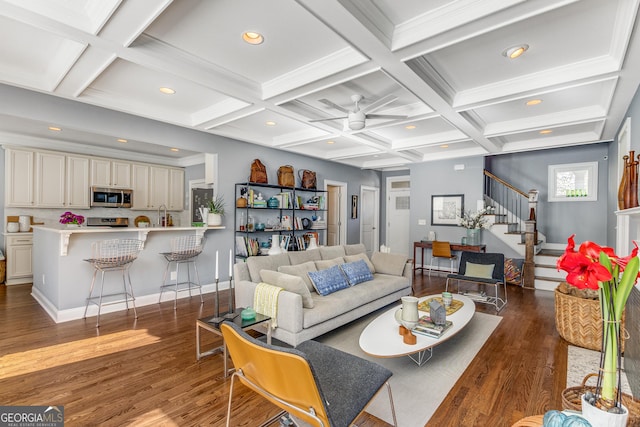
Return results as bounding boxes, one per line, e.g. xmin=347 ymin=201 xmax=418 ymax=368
xmin=557 ymin=234 xmax=612 ymax=290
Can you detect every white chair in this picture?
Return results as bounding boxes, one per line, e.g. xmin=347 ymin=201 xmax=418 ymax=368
xmin=83 ymin=239 xmax=144 ymax=327
xmin=159 ymin=234 xmax=204 ymax=309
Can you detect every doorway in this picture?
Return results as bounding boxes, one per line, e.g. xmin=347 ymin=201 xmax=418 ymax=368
xmin=360 ymin=186 xmax=379 ymax=256
xmin=325 ymin=180 xmax=347 ymax=246
xmin=385 ymin=176 xmax=410 ymax=257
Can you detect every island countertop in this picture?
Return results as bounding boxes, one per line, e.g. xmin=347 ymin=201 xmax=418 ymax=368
xmin=30 ymin=224 xmax=231 ymax=323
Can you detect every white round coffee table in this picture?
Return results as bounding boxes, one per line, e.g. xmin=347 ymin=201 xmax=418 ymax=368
xmin=359 ymin=294 xmax=475 ymax=366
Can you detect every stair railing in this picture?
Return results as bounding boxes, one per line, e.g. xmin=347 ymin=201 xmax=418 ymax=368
xmin=483 ymin=170 xmax=536 ymax=287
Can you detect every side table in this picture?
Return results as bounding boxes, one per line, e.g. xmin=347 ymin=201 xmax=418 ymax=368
xmin=196 ymin=311 xmax=271 ymax=377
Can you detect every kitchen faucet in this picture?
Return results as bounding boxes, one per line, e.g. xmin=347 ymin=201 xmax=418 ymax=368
xmin=157 ymin=204 xmax=167 ymax=227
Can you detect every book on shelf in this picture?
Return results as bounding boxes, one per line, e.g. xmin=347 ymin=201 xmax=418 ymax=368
xmin=413 ymin=316 xmax=453 ymax=338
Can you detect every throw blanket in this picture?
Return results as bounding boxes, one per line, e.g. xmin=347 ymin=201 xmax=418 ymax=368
xmin=254 ymin=282 xmax=283 ymax=328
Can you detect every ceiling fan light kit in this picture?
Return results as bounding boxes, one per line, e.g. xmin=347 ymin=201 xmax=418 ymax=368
xmin=311 ymin=93 xmax=407 ymax=130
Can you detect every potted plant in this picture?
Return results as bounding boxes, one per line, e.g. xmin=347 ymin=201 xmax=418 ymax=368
xmin=557 ymin=234 xmax=639 ymax=425
xmin=207 ymin=195 xmax=225 ymax=226
xmin=59 ymin=211 xmax=85 ymax=227
xmin=458 ymin=207 xmax=491 ymax=245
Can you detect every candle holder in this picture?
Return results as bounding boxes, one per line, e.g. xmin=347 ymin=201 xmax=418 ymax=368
xmin=209 ymin=278 xmax=224 ymax=324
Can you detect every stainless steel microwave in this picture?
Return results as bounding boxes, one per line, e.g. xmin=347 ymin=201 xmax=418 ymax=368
xmin=90 ymin=187 xmax=132 ymax=208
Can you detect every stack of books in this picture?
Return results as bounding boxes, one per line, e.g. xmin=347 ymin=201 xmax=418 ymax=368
xmin=413 ymin=316 xmax=453 ymax=338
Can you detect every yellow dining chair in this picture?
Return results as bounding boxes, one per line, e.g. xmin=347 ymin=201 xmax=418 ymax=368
xmin=220 ymin=321 xmax=397 ymax=427
xmin=429 ymin=241 xmax=457 ymax=277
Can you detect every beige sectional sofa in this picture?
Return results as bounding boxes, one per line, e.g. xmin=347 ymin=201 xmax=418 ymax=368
xmin=233 ymin=243 xmax=412 ymax=347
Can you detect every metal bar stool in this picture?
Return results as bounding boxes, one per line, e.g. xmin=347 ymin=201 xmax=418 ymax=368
xmin=159 ymin=234 xmax=204 ymax=309
xmin=83 ymin=239 xmax=144 ymax=327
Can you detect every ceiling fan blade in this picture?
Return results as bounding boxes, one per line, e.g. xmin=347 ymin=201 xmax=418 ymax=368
xmin=308 ymin=116 xmax=348 ymax=123
xmin=365 ymin=114 xmax=408 ymax=120
xmin=318 ymin=99 xmax=350 ymax=114
xmin=361 ymin=94 xmax=397 ymax=114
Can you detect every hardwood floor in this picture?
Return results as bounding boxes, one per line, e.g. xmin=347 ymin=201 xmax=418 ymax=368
xmin=0 ymin=274 xmax=566 ymax=426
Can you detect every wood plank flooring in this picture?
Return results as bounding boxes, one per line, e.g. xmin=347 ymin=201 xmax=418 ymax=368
xmin=0 ymin=273 xmax=566 ymax=426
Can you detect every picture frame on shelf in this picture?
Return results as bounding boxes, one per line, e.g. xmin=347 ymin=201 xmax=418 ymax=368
xmin=431 ymin=194 xmax=464 ymax=226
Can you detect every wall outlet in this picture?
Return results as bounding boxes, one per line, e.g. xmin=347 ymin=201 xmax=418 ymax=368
xmin=170 ymin=271 xmax=177 ymax=281
xmin=418 ymin=219 xmax=427 ymax=225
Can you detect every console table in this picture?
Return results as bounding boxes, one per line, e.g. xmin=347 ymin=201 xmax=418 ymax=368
xmin=413 ymin=241 xmax=486 ymax=274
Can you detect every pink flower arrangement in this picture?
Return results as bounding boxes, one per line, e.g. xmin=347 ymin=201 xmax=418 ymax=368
xmin=59 ymin=211 xmax=85 ymax=225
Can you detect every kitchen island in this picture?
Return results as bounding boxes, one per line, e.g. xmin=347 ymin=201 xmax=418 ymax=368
xmin=31 ymin=225 xmax=228 ymax=323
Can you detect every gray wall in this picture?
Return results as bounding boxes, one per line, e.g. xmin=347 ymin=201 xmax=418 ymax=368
xmin=485 ymin=143 xmax=610 ymax=244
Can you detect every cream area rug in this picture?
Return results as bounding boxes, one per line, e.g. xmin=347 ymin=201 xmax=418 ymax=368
xmin=566 ymin=345 xmax=631 ymax=394
xmin=315 ymin=310 xmax=502 ymax=427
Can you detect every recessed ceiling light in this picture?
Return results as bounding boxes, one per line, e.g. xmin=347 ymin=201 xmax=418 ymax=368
xmin=48 ymin=126 xmax=61 ymax=131
xmin=327 ymin=140 xmax=335 ymax=144
xmin=502 ymin=44 xmax=529 ymax=59
xmin=440 ymin=144 xmax=449 ymax=148
xmin=242 ymin=31 xmax=264 ymax=45
xmin=539 ymin=129 xmax=553 ymax=135
xmin=405 ymin=125 xmax=417 ymax=130
xmin=117 ymin=138 xmax=128 ymax=143
xmin=526 ymin=99 xmax=542 ymax=106
xmin=170 ymin=148 xmax=179 ymax=152
xmin=159 ymin=87 xmax=175 ymax=94
xmin=265 ymin=121 xmax=276 ymax=126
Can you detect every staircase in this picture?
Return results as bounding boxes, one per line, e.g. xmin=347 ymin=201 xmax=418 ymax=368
xmin=483 ymin=170 xmax=564 ymax=291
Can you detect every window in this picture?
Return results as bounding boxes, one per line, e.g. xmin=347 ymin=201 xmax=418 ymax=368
xmin=548 ymin=162 xmax=598 ymax=202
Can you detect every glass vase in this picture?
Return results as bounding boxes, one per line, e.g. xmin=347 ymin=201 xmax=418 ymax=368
xmin=466 ymin=228 xmax=481 ymax=245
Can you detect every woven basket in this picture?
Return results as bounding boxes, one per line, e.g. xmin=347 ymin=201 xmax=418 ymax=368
xmin=562 ymin=373 xmax=640 ymax=426
xmin=554 ymin=286 xmax=626 ymax=352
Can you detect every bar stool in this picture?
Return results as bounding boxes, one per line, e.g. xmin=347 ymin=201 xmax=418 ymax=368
xmin=158 ymin=234 xmax=204 ymax=309
xmin=83 ymin=239 xmax=144 ymax=327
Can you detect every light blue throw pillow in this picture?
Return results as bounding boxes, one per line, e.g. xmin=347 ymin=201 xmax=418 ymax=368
xmin=308 ymin=265 xmax=350 ymax=296
xmin=340 ymin=259 xmax=374 ymax=286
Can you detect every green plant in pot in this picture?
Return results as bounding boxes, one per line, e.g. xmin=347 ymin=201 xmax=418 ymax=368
xmin=207 ymin=195 xmax=225 ymax=226
xmin=557 ymin=234 xmax=639 ymax=425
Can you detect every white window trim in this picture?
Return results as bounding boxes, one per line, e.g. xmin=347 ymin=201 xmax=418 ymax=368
xmin=547 ymin=162 xmax=598 ymax=202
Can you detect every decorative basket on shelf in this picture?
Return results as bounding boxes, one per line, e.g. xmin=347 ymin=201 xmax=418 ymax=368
xmin=554 ymin=285 xmax=626 ymax=352
xmin=562 ymin=373 xmax=640 ymax=425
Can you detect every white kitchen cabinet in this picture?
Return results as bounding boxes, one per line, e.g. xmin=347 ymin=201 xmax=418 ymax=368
xmin=66 ymin=155 xmax=90 ymax=208
xmin=149 ymin=166 xmax=170 ymax=209
xmin=168 ymin=168 xmax=184 ymax=210
xmin=131 ymin=163 xmax=151 ymax=209
xmin=90 ymin=158 xmax=131 ymax=188
xmin=6 ymin=234 xmax=33 ymax=285
xmin=6 ymin=149 xmax=35 ymax=207
xmin=35 ymin=151 xmax=65 ymax=207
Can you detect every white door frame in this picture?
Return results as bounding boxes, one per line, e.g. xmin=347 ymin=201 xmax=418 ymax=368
xmin=324 ymin=179 xmax=348 ymax=246
xmin=385 ymin=175 xmax=410 ymax=255
xmin=360 ymin=185 xmax=380 ymax=253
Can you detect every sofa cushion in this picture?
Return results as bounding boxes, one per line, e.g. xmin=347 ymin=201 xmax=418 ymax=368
xmin=319 ymin=246 xmax=346 ymax=260
xmin=308 ymin=265 xmax=350 ymax=296
xmin=344 ymin=243 xmax=366 ymax=255
xmin=260 ymin=270 xmax=315 ymax=308
xmin=278 ymin=261 xmax=317 ymax=292
xmin=370 ymin=252 xmax=408 ymax=276
xmin=465 ymin=262 xmax=495 ymax=279
xmin=288 ymin=249 xmax=322 ymax=265
xmin=315 ymin=257 xmax=344 ymax=270
xmin=344 ymin=252 xmax=375 ymax=273
xmin=340 ymin=259 xmax=374 ymax=286
xmin=246 ymin=253 xmax=291 ymax=283
xmin=303 ymin=274 xmax=409 ymax=328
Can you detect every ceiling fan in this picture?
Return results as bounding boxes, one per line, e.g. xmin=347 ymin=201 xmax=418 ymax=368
xmin=309 ymin=94 xmax=407 ymax=130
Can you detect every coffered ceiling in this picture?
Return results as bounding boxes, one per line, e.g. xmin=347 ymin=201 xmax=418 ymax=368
xmin=0 ymin=0 xmax=639 ymax=169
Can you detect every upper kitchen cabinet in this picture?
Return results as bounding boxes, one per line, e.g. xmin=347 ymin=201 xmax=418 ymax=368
xmin=35 ymin=151 xmax=65 ymax=207
xmin=90 ymin=158 xmax=131 ymax=188
xmin=132 ymin=164 xmax=184 ymax=211
xmin=6 ymin=148 xmax=34 ymax=206
xmin=5 ymin=148 xmax=91 ymax=208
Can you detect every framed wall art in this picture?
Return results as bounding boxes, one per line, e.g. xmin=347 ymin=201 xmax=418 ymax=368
xmin=431 ymin=194 xmax=464 ymax=226
xmin=351 ymin=195 xmax=358 ymax=219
